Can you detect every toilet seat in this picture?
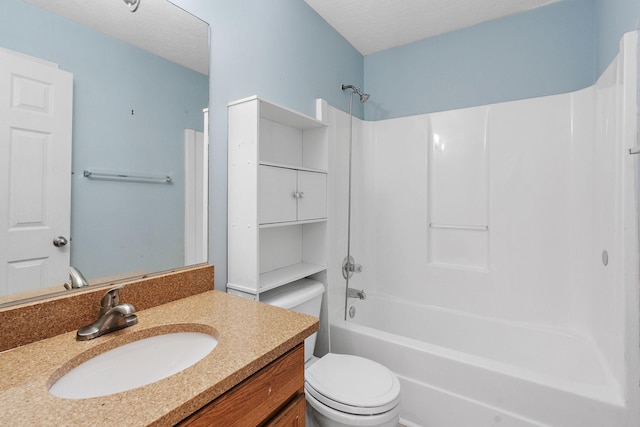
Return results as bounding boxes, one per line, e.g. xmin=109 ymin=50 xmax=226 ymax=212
xmin=305 ymin=353 xmax=400 ymax=416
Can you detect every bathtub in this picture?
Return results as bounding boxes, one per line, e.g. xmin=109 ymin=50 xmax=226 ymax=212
xmin=330 ymin=293 xmax=626 ymax=427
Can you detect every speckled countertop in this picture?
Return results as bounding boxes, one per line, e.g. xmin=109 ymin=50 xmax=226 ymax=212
xmin=0 ymin=290 xmax=318 ymax=426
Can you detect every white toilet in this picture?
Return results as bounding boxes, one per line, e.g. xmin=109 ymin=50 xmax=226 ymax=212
xmin=261 ymin=279 xmax=401 ymax=427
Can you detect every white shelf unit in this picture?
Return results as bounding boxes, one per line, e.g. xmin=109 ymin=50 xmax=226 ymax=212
xmin=227 ymin=96 xmax=328 ymax=300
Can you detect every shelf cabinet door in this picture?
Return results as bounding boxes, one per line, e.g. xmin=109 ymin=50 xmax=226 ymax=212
xmin=297 ymin=171 xmax=326 ymax=221
xmin=260 ymin=166 xmax=326 ymax=224
xmin=259 ymin=165 xmax=297 ymax=224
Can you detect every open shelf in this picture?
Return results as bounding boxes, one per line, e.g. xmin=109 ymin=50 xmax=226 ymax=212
xmin=259 ymin=263 xmax=327 ymax=293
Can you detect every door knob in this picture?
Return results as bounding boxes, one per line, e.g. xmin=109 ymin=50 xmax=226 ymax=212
xmin=53 ymin=236 xmax=68 ymax=247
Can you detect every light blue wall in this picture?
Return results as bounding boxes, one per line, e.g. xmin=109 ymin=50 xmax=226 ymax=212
xmin=171 ymin=0 xmax=363 ymax=119
xmin=1 ymin=0 xmax=208 ymax=280
xmin=363 ymin=0 xmax=640 ymax=120
xmin=594 ymin=0 xmax=640 ymax=75
xmin=171 ymin=0 xmax=639 ymax=288
xmin=171 ymin=0 xmax=364 ymax=288
xmin=363 ymin=0 xmax=595 ymax=120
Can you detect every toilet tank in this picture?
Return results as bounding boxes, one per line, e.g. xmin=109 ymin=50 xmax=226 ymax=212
xmin=260 ymin=278 xmax=325 ymax=362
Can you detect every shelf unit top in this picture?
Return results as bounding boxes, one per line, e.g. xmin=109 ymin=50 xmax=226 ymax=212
xmin=229 ymin=95 xmax=327 ymax=130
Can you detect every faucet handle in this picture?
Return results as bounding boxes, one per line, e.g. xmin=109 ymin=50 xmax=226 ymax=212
xmin=100 ymin=286 xmax=124 ymax=314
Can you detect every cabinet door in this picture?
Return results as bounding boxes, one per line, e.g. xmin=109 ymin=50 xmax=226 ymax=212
xmin=259 ymin=165 xmax=297 ymax=224
xmin=297 ymin=171 xmax=327 ymax=221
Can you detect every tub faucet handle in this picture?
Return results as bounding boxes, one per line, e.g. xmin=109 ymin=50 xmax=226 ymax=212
xmin=342 ymin=255 xmax=363 ymax=279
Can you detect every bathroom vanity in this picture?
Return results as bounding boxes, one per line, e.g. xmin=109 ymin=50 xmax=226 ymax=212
xmin=178 ymin=344 xmax=305 ymax=426
xmin=0 ymin=271 xmax=317 ymax=426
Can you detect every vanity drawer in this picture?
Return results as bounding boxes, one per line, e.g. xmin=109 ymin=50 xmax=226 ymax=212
xmin=178 ymin=343 xmax=304 ymax=426
xmin=264 ymin=393 xmax=305 ymax=427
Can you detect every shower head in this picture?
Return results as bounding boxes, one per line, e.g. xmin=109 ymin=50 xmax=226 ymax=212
xmin=341 ymin=84 xmax=370 ymax=103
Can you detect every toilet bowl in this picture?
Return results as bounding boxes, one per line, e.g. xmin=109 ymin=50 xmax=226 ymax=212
xmin=305 ymin=353 xmax=400 ymax=427
xmin=261 ymin=279 xmax=401 ymax=427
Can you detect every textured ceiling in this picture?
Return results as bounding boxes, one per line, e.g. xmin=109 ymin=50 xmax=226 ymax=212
xmin=25 ymin=0 xmax=209 ymax=75
xmin=305 ymin=0 xmax=561 ymax=55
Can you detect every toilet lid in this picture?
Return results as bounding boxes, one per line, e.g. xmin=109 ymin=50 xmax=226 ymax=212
xmin=305 ymin=353 xmax=400 ymax=415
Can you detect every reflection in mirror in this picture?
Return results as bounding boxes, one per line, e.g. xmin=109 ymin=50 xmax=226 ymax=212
xmin=0 ymin=0 xmax=209 ymax=305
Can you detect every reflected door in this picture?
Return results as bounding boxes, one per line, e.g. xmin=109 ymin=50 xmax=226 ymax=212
xmin=0 ymin=48 xmax=73 ymax=296
xmin=184 ymin=126 xmax=208 ymax=265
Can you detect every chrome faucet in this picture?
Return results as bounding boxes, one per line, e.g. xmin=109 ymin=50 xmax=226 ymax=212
xmin=77 ymin=286 xmax=138 ymax=341
xmin=347 ymin=287 xmax=366 ymax=300
xmin=63 ymin=266 xmax=90 ymax=290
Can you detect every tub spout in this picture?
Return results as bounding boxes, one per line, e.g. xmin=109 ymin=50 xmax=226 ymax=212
xmin=347 ymin=287 xmax=366 ymax=300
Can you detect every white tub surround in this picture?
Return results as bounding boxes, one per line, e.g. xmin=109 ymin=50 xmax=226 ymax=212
xmin=324 ymin=32 xmax=640 ymax=426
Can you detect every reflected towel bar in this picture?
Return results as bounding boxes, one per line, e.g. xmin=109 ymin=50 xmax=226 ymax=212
xmin=629 ymin=147 xmax=640 ymax=155
xmin=83 ymin=170 xmax=172 ymax=184
xmin=429 ymin=223 xmax=488 ymax=231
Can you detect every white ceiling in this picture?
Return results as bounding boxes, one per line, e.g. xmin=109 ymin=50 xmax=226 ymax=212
xmin=304 ymin=0 xmax=561 ymax=55
xmin=25 ymin=0 xmax=209 ymax=75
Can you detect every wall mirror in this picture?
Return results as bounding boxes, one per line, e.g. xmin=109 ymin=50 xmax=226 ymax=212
xmin=0 ymin=0 xmax=209 ymax=306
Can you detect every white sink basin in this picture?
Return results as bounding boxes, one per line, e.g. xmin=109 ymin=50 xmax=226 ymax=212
xmin=49 ymin=331 xmax=218 ymax=399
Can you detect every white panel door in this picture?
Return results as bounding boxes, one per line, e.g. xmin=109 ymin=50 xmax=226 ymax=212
xmin=0 ymin=48 xmax=73 ymax=296
xmin=184 ymin=126 xmax=208 ymax=265
xmin=297 ymin=171 xmax=327 ymax=221
xmin=258 ymin=165 xmax=297 ymax=224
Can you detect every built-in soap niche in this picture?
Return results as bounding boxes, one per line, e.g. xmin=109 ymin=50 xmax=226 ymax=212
xmin=427 ymin=109 xmax=490 ymax=271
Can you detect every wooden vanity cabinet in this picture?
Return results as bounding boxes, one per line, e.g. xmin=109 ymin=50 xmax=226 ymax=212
xmin=177 ymin=344 xmax=306 ymax=426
